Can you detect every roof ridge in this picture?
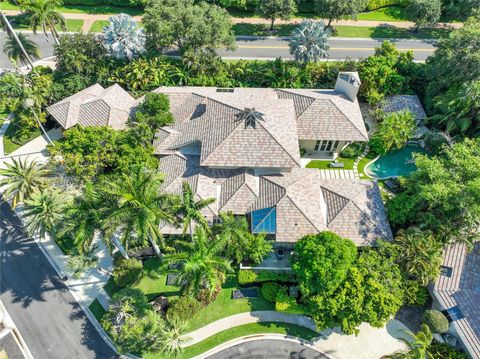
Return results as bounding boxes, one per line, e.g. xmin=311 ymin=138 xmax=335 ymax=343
xmin=275 ymin=89 xmax=316 ymax=117
xmin=256 ymin=120 xmax=301 ymax=166
xmin=284 ymin=193 xmax=324 ymax=232
xmin=329 ymin=99 xmax=368 ymax=141
xmin=219 ymin=172 xmax=245 ymax=209
xmin=320 ymin=186 xmax=350 ymax=224
xmin=348 ymin=200 xmax=387 ymax=238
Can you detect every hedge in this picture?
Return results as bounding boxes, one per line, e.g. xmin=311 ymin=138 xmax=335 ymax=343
xmin=238 ymin=270 xmax=296 ymax=286
xmin=63 ymin=0 xmax=143 ymax=6
xmin=422 ymin=310 xmax=449 ymax=334
xmin=366 ymin=0 xmax=409 ymax=11
xmin=261 ymin=282 xmax=280 ymax=302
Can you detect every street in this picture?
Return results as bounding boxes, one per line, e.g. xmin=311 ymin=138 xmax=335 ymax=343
xmin=0 ymin=31 xmax=436 ymax=70
xmin=0 ymin=200 xmax=116 ymax=359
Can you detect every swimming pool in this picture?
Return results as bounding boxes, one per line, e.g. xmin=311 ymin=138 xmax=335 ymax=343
xmin=366 ymin=144 xmax=427 ymax=179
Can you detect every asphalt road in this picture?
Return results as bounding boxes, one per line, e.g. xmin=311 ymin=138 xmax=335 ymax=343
xmin=0 ymin=200 xmax=117 ymax=359
xmin=207 ymin=339 xmax=328 ymax=359
xmin=0 ymin=32 xmax=436 ymax=69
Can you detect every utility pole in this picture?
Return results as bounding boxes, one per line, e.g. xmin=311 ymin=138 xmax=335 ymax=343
xmin=0 ymin=10 xmax=34 ymax=69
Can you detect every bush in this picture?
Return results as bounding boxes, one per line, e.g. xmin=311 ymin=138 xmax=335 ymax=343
xmin=112 ymin=258 xmax=143 ymax=288
xmin=166 ymin=296 xmax=202 ymax=323
xmin=428 ymin=342 xmax=468 ymax=359
xmin=366 ymin=0 xmax=408 ymax=10
xmin=274 ymin=286 xmax=306 ymax=314
xmin=340 ymin=142 xmax=366 ymax=159
xmin=422 ymin=310 xmax=449 ymax=334
xmin=238 ymin=270 xmax=296 ymax=286
xmin=403 ymin=280 xmax=429 ymax=306
xmin=261 ymin=282 xmax=280 ymax=302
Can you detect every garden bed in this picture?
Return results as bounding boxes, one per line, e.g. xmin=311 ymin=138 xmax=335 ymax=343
xmin=2 ymin=124 xmax=41 ymax=155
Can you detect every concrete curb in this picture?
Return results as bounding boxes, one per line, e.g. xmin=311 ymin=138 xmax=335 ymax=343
xmin=190 ymin=334 xmax=336 ymax=359
xmin=236 ymin=35 xmax=438 ymax=42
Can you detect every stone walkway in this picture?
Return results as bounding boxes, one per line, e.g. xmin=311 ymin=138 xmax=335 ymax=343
xmin=317 ymin=169 xmax=359 ymax=179
xmin=1 ymin=9 xmax=463 ymax=33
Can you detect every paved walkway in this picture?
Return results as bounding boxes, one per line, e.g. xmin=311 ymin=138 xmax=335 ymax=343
xmin=183 ymin=310 xmax=410 ymax=359
xmin=318 ymin=169 xmax=359 ymax=179
xmin=1 ymin=9 xmax=463 ymax=33
xmin=0 ymin=114 xmax=12 ymax=156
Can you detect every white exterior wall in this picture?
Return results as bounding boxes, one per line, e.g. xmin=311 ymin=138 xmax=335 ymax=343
xmin=299 ymin=140 xmax=349 ymax=157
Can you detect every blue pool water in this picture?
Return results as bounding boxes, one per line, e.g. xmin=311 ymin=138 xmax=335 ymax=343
xmin=366 ymin=144 xmax=427 ymax=179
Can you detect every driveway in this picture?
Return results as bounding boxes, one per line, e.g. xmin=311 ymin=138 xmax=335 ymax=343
xmin=0 ymin=200 xmax=117 ymax=359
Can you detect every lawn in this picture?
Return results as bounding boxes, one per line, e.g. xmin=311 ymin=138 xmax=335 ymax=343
xmin=89 ymin=20 xmax=110 ymax=33
xmin=187 ymin=275 xmax=274 ymax=331
xmin=306 ymin=157 xmax=355 ymax=170
xmin=0 ymin=1 xmax=142 ymax=15
xmin=358 ymin=151 xmax=376 ymax=179
xmin=144 ymin=322 xmax=318 ymax=359
xmin=88 ymin=298 xmax=107 ymax=322
xmin=356 ymin=6 xmax=408 ymax=22
xmin=5 ymin=16 xmax=84 ymax=32
xmin=2 ymin=124 xmax=41 ymax=155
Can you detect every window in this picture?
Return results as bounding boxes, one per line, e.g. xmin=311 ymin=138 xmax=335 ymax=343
xmin=314 ymin=140 xmax=321 ymax=151
xmin=440 ymin=266 xmax=453 ymax=277
xmin=333 ymin=141 xmax=339 ymax=151
xmin=216 ymin=88 xmax=234 ymax=93
xmin=443 ymin=306 xmax=465 ymax=322
xmin=251 ymin=207 xmax=276 ymax=234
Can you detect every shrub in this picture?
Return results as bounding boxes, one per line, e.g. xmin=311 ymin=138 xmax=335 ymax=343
xmin=261 ymin=282 xmax=280 ymax=302
xmin=274 ymin=285 xmax=305 ymax=314
xmin=238 ymin=270 xmax=296 ymax=285
xmin=403 ymin=280 xmax=429 ymax=306
xmin=366 ymin=0 xmax=408 ymax=10
xmin=112 ymin=258 xmax=143 ymax=288
xmin=166 ymin=296 xmax=202 ymax=323
xmin=428 ymin=342 xmax=468 ymax=359
xmin=340 ymin=142 xmax=366 ymax=159
xmin=422 ymin=310 xmax=449 ymax=334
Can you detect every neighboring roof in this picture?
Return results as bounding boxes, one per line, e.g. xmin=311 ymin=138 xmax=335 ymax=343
xmin=382 ymin=95 xmax=427 ymax=121
xmin=46 ymin=84 xmax=136 ymax=130
xmin=432 ymin=243 xmax=480 ymax=359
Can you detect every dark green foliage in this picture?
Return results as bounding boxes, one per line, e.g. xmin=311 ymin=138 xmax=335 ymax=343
xmin=112 ymin=257 xmax=143 ymax=287
xmin=238 ymin=270 xmax=296 ymax=285
xmin=292 ymin=232 xmax=357 ymax=296
xmin=369 ymin=110 xmax=416 ymax=154
xmin=407 ymin=0 xmax=442 ymax=30
xmin=261 ymin=282 xmax=280 ymax=302
xmin=256 ymin=0 xmax=297 ymax=30
xmin=422 ymin=310 xmax=449 ymax=334
xmin=314 ymin=0 xmax=368 ymax=28
xmin=340 ymin=142 xmax=366 ymax=159
xmin=403 ymin=280 xmax=429 ymax=306
xmin=441 ymin=0 xmax=480 ymax=20
xmin=166 ymin=296 xmax=203 ymax=322
xmin=275 ymin=285 xmax=304 ymax=313
xmin=366 ymin=0 xmax=408 ymax=10
xmin=429 ymin=342 xmax=469 ymax=359
xmin=387 ymin=138 xmax=480 ymax=245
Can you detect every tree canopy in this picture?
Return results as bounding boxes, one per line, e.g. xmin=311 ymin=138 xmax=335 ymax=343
xmin=314 ymin=0 xmax=368 ymax=28
xmin=256 ymin=0 xmax=297 ymax=31
xmin=407 ymin=0 xmax=442 ymax=31
xmin=369 ymin=110 xmax=416 ymax=155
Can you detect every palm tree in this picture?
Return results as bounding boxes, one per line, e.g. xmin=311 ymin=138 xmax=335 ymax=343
xmin=394 ymin=227 xmax=443 ymax=286
xmin=0 ymin=11 xmax=35 ymax=69
xmin=99 ymin=168 xmax=178 ymax=259
xmin=289 ymin=19 xmax=331 ymax=63
xmin=0 ymin=158 xmax=49 ymax=209
xmin=177 ymin=181 xmax=215 ymax=241
xmin=164 ymin=227 xmax=232 ymax=299
xmin=393 ymin=324 xmax=433 ymax=359
xmin=102 ymin=13 xmax=145 ymax=60
xmin=21 ymin=0 xmax=66 ymax=45
xmin=22 ymin=188 xmax=70 ymax=241
xmin=3 ymin=32 xmax=40 ymax=67
xmin=214 ymin=212 xmax=250 ymax=264
xmin=159 ymin=319 xmax=189 ymax=358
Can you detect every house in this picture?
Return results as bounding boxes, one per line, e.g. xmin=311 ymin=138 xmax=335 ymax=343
xmin=382 ymin=95 xmax=427 ymax=124
xmin=46 ymin=83 xmax=136 ymax=130
xmin=154 ymin=72 xmax=392 ymax=246
xmin=431 ymin=243 xmax=480 ymax=359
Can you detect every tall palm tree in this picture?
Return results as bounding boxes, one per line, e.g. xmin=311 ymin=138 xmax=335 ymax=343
xmin=3 ymin=32 xmax=40 ymax=66
xmin=0 ymin=158 xmax=49 ymax=209
xmin=214 ymin=212 xmax=250 ymax=264
xmin=102 ymin=13 xmax=145 ymax=60
xmin=0 ymin=11 xmax=35 ymax=69
xmin=289 ymin=19 xmax=331 ymax=63
xmin=394 ymin=227 xmax=443 ymax=286
xmin=22 ymin=188 xmax=70 ymax=241
xmin=99 ymin=168 xmax=178 ymax=258
xmin=164 ymin=227 xmax=232 ymax=299
xmin=21 ymin=0 xmax=66 ymax=45
xmin=159 ymin=319 xmax=189 ymax=358
xmin=177 ymin=181 xmax=215 ymax=240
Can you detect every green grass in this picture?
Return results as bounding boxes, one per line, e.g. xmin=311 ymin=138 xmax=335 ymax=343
xmin=103 ymin=276 xmax=121 ymax=297
xmin=187 ymin=276 xmax=274 ymax=332
xmin=0 ymin=1 xmax=142 ymax=15
xmin=306 ymin=157 xmax=355 ymax=170
xmin=144 ymin=322 xmax=318 ymax=359
xmin=358 ymin=151 xmax=376 ymax=179
xmin=133 ymin=257 xmax=181 ymax=301
xmin=89 ymin=20 xmax=110 ymax=33
xmin=357 ymin=6 xmax=409 ymax=22
xmin=2 ymin=124 xmax=41 ymax=155
xmin=88 ymin=298 xmax=107 ymax=322
xmin=6 ymin=16 xmax=84 ymax=32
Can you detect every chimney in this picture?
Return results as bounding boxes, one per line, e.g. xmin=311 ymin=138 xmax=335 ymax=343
xmin=334 ymin=72 xmax=361 ymax=102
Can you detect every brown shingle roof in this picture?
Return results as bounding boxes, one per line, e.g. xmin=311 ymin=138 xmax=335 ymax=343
xmin=382 ymin=95 xmax=427 ymax=121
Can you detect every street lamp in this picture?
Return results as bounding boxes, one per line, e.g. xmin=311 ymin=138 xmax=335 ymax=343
xmin=22 ymin=98 xmax=55 ymax=147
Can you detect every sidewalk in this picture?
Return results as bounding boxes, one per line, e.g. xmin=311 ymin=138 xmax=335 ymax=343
xmin=1 ymin=9 xmax=463 ymax=33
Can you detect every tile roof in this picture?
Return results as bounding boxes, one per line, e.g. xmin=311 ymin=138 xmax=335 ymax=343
xmin=382 ymin=95 xmax=427 ymax=121
xmin=46 ymin=84 xmax=136 ymax=130
xmin=432 ymin=243 xmax=480 ymax=359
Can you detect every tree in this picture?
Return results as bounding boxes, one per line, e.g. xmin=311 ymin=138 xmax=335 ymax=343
xmin=164 ymin=227 xmax=232 ymax=299
xmin=100 ymin=168 xmax=178 ymax=258
xmin=22 ymin=188 xmax=70 ymax=241
xmin=292 ymin=232 xmax=357 ymax=296
xmin=159 ymin=319 xmax=189 ymax=358
xmin=102 ymin=13 xmax=145 ymax=60
xmin=0 ymin=158 xmax=49 ymax=209
xmin=255 ymin=0 xmax=297 ymax=31
xmin=177 ymin=181 xmax=215 ymax=240
xmin=369 ymin=110 xmax=416 ymax=155
xmin=143 ymin=0 xmax=235 ymax=55
xmin=214 ymin=212 xmax=272 ymax=265
xmin=21 ymin=0 xmax=66 ymax=45
xmin=3 ymin=32 xmax=40 ymax=67
xmin=387 ymin=138 xmax=480 ymax=245
xmin=407 ymin=0 xmax=442 ymax=32
xmin=314 ymin=0 xmax=368 ymax=29
xmin=289 ymin=19 xmax=331 ymax=63
xmin=394 ymin=227 xmax=443 ymax=286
